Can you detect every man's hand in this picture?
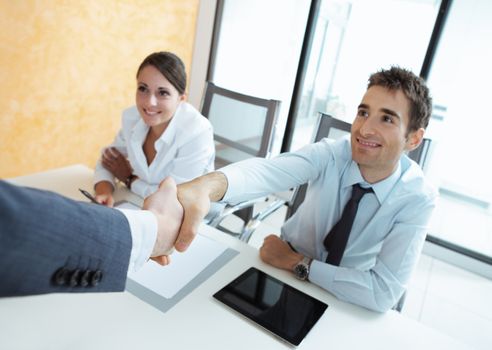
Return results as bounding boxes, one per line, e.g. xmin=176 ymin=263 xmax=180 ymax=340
xmin=174 ymin=181 xmax=211 ymax=252
xmin=143 ymin=177 xmax=184 ymax=265
xmin=102 ymin=147 xmax=133 ymax=182
xmin=175 ymin=172 xmax=229 ymax=252
xmin=260 ymin=235 xmax=304 ymax=271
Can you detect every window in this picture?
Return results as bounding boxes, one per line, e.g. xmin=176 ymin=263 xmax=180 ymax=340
xmin=425 ymin=0 xmax=492 ymax=264
xmin=209 ymin=0 xmax=311 ymax=154
xmin=288 ymin=0 xmax=441 ymax=151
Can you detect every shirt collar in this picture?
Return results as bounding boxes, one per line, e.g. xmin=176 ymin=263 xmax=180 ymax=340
xmin=343 ymin=160 xmax=402 ymax=204
xmin=131 ymin=102 xmax=182 ymax=150
xmin=155 ymin=102 xmax=183 ymax=149
xmin=131 ymin=118 xmax=149 ymax=144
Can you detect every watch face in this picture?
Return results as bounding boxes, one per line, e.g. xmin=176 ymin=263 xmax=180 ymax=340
xmin=294 ymin=264 xmax=308 ymax=280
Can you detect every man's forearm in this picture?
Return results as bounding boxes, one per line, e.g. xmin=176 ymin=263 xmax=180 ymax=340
xmin=180 ymin=171 xmax=228 ymax=202
xmin=204 ymin=171 xmax=229 ymax=201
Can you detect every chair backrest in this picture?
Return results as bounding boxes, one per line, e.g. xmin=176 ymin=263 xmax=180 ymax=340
xmin=407 ymin=137 xmax=432 ymax=170
xmin=285 ymin=112 xmax=432 ymax=220
xmin=285 ymin=113 xmax=351 ymax=219
xmin=201 ymin=82 xmax=281 ymax=169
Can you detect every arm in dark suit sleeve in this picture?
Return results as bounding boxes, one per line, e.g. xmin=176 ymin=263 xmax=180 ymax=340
xmin=0 ymin=180 xmax=132 ymax=297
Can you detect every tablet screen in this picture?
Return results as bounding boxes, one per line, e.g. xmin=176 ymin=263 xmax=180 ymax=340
xmin=213 ymin=267 xmax=328 ymax=346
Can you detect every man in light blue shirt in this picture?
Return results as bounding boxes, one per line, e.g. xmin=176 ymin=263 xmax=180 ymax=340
xmin=173 ymin=67 xmax=437 ymax=312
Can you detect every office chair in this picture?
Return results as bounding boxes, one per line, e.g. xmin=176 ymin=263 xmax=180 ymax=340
xmin=201 ymin=82 xmax=281 ymax=168
xmin=408 ymin=137 xmax=432 ymax=170
xmin=201 ymin=82 xmax=281 ymax=234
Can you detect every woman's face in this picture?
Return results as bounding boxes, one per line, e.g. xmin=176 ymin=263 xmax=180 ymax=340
xmin=136 ymin=65 xmax=184 ymax=130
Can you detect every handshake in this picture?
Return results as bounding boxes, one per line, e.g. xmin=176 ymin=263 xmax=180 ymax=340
xmin=142 ymin=173 xmax=227 ymax=266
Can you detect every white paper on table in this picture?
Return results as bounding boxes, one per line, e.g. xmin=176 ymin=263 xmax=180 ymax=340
xmin=115 ymin=201 xmax=140 ymax=210
xmin=127 ymin=234 xmax=228 ymax=299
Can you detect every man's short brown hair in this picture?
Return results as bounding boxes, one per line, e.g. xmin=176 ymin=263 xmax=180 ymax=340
xmin=368 ymin=67 xmax=432 ymax=134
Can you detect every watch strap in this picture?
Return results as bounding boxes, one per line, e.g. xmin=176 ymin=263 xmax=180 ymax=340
xmin=124 ymin=174 xmax=137 ymax=189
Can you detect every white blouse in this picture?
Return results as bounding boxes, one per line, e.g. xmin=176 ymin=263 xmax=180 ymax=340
xmin=94 ymin=102 xmax=215 ymax=198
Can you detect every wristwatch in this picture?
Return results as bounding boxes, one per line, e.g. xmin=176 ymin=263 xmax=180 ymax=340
xmin=124 ymin=174 xmax=137 ymax=189
xmin=293 ymin=256 xmax=312 ymax=281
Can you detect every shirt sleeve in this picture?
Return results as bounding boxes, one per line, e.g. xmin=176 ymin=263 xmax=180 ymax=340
xmin=116 ymin=208 xmax=157 ymax=273
xmin=93 ymin=127 xmax=129 ymax=189
xmin=220 ymin=142 xmax=329 ymax=204
xmin=308 ymin=197 xmax=435 ymax=313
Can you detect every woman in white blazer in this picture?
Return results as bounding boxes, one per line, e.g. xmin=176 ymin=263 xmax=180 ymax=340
xmin=93 ymin=52 xmax=215 ymax=206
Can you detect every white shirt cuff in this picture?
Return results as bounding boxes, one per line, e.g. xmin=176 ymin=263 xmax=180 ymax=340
xmin=93 ymin=162 xmax=116 ymax=189
xmin=217 ymin=167 xmax=246 ymax=203
xmin=116 ymin=208 xmax=157 ymax=273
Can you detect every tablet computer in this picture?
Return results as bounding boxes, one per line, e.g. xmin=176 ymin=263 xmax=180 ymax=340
xmin=213 ymin=267 xmax=328 ymax=346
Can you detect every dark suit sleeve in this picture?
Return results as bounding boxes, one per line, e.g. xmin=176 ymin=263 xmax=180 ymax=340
xmin=0 ymin=180 xmax=132 ymax=297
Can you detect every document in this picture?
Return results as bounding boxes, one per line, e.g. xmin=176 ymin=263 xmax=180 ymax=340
xmin=127 ymin=234 xmax=228 ymax=299
xmin=115 ymin=200 xmax=140 ymax=210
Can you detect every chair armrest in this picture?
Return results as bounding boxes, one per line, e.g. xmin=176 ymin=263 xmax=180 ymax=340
xmin=207 ymin=197 xmax=268 ymax=228
xmin=238 ymin=198 xmax=286 ymax=242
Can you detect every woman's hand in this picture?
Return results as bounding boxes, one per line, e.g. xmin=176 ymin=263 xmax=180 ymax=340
xmin=102 ymin=147 xmax=133 ymax=182
xmin=94 ymin=181 xmax=115 ymax=207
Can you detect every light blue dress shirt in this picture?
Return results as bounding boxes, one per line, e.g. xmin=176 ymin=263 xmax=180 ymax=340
xmin=220 ymin=137 xmax=437 ymax=312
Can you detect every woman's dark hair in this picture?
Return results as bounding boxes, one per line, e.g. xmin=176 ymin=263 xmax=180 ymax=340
xmin=137 ymin=51 xmax=187 ymax=95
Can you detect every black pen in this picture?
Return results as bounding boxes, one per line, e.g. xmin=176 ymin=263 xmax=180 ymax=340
xmin=78 ymin=188 xmax=99 ymax=204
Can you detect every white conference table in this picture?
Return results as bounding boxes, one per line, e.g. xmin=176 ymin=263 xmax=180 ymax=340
xmin=0 ymin=165 xmax=471 ymax=350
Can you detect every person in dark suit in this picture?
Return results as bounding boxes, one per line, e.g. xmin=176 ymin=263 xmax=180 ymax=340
xmin=0 ymin=177 xmax=183 ymax=298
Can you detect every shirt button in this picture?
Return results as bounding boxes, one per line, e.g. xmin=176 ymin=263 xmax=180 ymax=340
xmin=90 ymin=270 xmax=103 ymax=287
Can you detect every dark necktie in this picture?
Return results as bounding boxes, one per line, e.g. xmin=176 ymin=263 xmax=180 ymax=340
xmin=323 ymin=184 xmax=373 ymax=266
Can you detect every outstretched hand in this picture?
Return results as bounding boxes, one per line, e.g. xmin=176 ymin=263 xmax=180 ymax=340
xmin=143 ymin=177 xmax=184 ymax=265
xmin=174 ymin=181 xmax=211 ymax=252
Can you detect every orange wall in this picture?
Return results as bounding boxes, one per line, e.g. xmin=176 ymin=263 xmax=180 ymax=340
xmin=0 ymin=0 xmax=199 ymax=178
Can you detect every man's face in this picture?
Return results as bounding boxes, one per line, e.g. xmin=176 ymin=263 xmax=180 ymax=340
xmin=350 ymin=85 xmax=422 ymax=183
